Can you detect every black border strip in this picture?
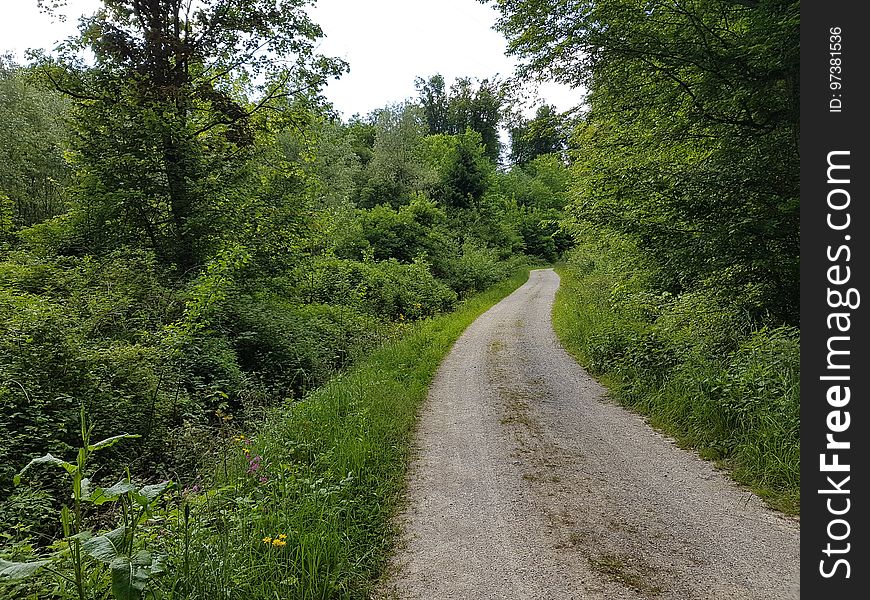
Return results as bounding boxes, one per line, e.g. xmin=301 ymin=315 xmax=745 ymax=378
xmin=800 ymin=1 xmax=868 ymax=596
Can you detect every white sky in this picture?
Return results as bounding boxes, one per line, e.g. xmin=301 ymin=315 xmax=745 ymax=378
xmin=0 ymin=0 xmax=581 ymax=118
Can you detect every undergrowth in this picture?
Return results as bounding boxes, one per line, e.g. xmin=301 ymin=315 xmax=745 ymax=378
xmin=2 ymin=268 xmax=531 ymax=599
xmin=551 ymin=237 xmax=799 ymax=515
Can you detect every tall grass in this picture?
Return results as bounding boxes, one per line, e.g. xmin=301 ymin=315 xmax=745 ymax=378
xmin=551 ymin=240 xmax=799 ymax=515
xmin=157 ymin=268 xmax=532 ymax=599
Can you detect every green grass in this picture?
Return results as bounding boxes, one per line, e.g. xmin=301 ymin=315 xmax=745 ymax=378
xmin=162 ymin=267 xmax=532 ymax=599
xmin=551 ymin=263 xmax=799 ymax=516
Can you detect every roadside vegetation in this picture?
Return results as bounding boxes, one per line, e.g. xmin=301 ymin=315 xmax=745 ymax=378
xmin=1 ymin=268 xmax=530 ymax=599
xmin=552 ymin=242 xmax=799 ymax=514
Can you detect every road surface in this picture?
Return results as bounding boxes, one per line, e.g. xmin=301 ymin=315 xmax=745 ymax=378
xmin=379 ymin=268 xmax=799 ymax=600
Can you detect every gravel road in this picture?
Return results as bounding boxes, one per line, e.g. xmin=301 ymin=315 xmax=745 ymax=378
xmin=378 ymin=268 xmax=799 ymax=600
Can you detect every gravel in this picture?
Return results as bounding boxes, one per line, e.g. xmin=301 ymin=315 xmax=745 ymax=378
xmin=377 ymin=268 xmax=799 ymax=600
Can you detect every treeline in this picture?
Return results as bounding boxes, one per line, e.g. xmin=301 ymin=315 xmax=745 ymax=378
xmin=0 ymin=0 xmax=572 ymax=545
xmin=490 ymin=0 xmax=800 ymax=510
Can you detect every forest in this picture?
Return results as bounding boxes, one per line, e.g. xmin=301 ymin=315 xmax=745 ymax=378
xmin=1 ymin=1 xmax=798 ymax=598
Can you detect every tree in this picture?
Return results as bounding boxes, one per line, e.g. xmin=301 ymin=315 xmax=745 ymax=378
xmin=420 ymin=130 xmax=492 ymax=210
xmin=442 ymin=131 xmax=489 ymax=209
xmin=416 ymin=74 xmax=505 ymax=163
xmin=0 ymin=57 xmax=70 ymax=229
xmin=357 ymin=103 xmax=433 ymax=208
xmin=508 ymin=104 xmax=568 ymax=166
xmin=415 ymin=73 xmax=449 ymax=135
xmin=487 ymin=0 xmax=799 ymax=324
xmin=35 ymin=0 xmax=346 ymax=270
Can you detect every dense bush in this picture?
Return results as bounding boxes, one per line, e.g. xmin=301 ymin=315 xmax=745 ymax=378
xmin=439 ymin=241 xmax=512 ymax=297
xmin=553 ymin=231 xmax=799 ymax=513
xmin=294 ymin=256 xmax=458 ymax=319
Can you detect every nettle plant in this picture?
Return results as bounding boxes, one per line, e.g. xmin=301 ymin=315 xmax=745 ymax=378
xmin=1 ymin=408 xmax=171 ymax=600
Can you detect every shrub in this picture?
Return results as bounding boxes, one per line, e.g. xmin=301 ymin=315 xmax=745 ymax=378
xmin=439 ymin=241 xmax=509 ymax=296
xmin=295 ymin=257 xmax=457 ymax=320
xmin=553 ymin=229 xmax=800 ymax=513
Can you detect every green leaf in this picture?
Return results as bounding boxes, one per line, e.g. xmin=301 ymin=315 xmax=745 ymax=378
xmin=132 ymin=481 xmax=172 ymax=507
xmin=82 ymin=526 xmax=127 ymax=563
xmin=88 ymin=480 xmax=138 ymax=505
xmin=88 ymin=433 xmax=140 ymax=452
xmin=80 ymin=477 xmax=93 ymax=500
xmin=110 ymin=556 xmax=151 ymax=600
xmin=0 ymin=558 xmax=51 ymax=580
xmin=147 ymin=553 xmax=167 ymax=576
xmin=14 ymin=453 xmax=76 ymax=485
xmin=69 ymin=530 xmax=94 ymax=542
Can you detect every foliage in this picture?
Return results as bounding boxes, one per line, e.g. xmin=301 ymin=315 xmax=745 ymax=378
xmin=508 ymin=104 xmax=569 ymax=166
xmin=415 ymin=74 xmax=505 ymax=162
xmin=439 ymin=241 xmax=517 ymax=297
xmin=488 ymin=0 xmax=799 ymax=325
xmin=2 ymin=408 xmax=170 ymax=600
xmin=354 ymin=196 xmax=453 ymax=264
xmin=354 ymin=103 xmax=433 ymax=209
xmin=0 ymin=58 xmax=70 ymax=229
xmin=420 ymin=130 xmax=492 ymax=209
xmin=296 ymin=256 xmax=457 ymax=319
xmin=32 ymin=0 xmax=346 ymax=270
xmin=552 ymin=232 xmax=799 ymax=514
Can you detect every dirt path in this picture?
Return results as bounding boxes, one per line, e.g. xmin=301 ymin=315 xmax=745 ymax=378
xmin=378 ymin=269 xmax=799 ymax=600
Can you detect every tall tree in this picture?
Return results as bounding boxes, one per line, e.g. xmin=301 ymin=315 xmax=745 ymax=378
xmin=442 ymin=131 xmax=489 ymax=209
xmin=0 ymin=57 xmax=70 ymax=229
xmin=415 ymin=73 xmax=449 ymax=135
xmin=417 ymin=74 xmax=505 ymax=163
xmin=487 ymin=0 xmax=799 ymax=323
xmin=357 ymin=103 xmax=432 ymax=208
xmin=35 ymin=0 xmax=346 ymax=270
xmin=508 ymin=104 xmax=568 ymax=166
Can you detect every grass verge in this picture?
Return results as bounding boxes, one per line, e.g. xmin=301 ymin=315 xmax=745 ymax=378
xmin=551 ymin=263 xmax=799 ymax=516
xmin=167 ymin=267 xmax=532 ymax=599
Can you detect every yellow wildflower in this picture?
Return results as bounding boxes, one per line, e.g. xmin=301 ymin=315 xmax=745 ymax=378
xmin=272 ymin=538 xmax=287 ymax=547
xmin=277 ymin=533 xmax=287 ymax=540
xmin=262 ymin=537 xmax=272 ymax=544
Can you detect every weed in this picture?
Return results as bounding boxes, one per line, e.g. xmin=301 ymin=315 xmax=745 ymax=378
xmin=589 ymin=553 xmax=662 ymax=596
xmin=552 ymin=247 xmax=799 ymax=515
xmin=2 ymin=407 xmax=171 ymax=600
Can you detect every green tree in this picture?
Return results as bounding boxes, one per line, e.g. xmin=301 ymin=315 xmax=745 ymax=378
xmin=357 ymin=103 xmax=433 ymax=208
xmin=415 ymin=73 xmax=449 ymax=135
xmin=0 ymin=57 xmax=70 ymax=229
xmin=358 ymin=195 xmax=452 ymax=265
xmin=35 ymin=0 xmax=345 ymax=270
xmin=442 ymin=131 xmax=489 ymax=209
xmin=417 ymin=74 xmax=505 ymax=163
xmin=421 ymin=130 xmax=492 ymax=210
xmin=345 ymin=116 xmax=378 ymax=168
xmin=508 ymin=104 xmax=568 ymax=166
xmin=488 ymin=0 xmax=799 ymax=323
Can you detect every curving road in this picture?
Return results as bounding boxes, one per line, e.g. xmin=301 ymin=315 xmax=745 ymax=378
xmin=379 ymin=268 xmax=799 ymax=600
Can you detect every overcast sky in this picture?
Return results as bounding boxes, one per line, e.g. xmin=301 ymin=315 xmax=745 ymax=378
xmin=0 ymin=0 xmax=580 ymax=118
